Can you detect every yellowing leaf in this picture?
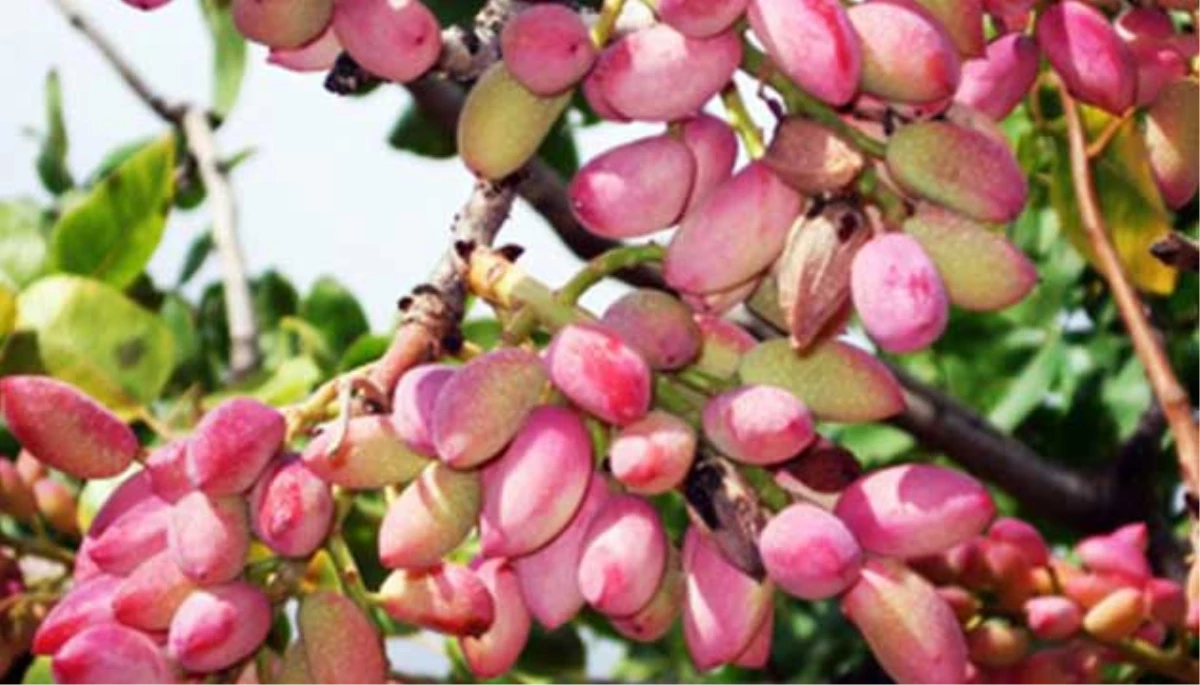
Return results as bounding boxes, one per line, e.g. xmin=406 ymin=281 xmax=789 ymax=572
xmin=1050 ymin=106 xmax=1177 ymax=295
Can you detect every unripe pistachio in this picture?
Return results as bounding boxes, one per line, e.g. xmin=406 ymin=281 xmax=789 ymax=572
xmin=703 ymin=386 xmax=816 ymax=466
xmin=600 ymin=290 xmax=701 ymax=370
xmin=764 ymin=118 xmax=865 ymax=195
xmin=691 ymin=314 xmax=756 ymax=380
xmin=391 ymin=363 xmax=455 ymax=457
xmin=987 ymin=517 xmax=1050 ymax=567
xmin=304 ymin=415 xmax=431 ymax=488
xmin=903 ymin=0 xmax=986 ymax=58
xmin=267 ymin=24 xmax=342 ymax=73
xmin=88 ymin=495 xmax=171 ymax=575
xmin=967 ymin=620 xmax=1030 ymax=668
xmin=298 ymin=590 xmax=387 ymax=683
xmin=681 ymin=277 xmax=759 ymax=315
xmin=113 ymin=550 xmax=196 ymax=631
xmin=377 ymin=563 xmax=495 ymax=636
xmin=1075 ymin=533 xmax=1151 ymax=581
xmin=655 ymin=0 xmax=749 ymax=37
xmin=1083 ymin=587 xmax=1145 ymax=643
xmin=680 ymin=114 xmax=738 ymax=214
xmin=1144 ymin=578 xmax=1187 ymax=627
xmin=33 ymin=478 xmax=77 ymax=536
xmin=954 ymin=34 xmax=1040 ymax=121
xmin=848 ymin=1 xmax=962 ymax=104
xmin=379 ymin=461 xmax=480 ymax=569
xmin=1144 ymin=78 xmax=1199 ymax=210
xmin=611 ymin=544 xmax=685 ymax=642
xmin=333 ymin=0 xmax=440 ymax=82
xmin=748 ymin=0 xmax=861 ymax=106
xmin=144 ymin=440 xmax=191 ymax=503
xmin=232 ymin=0 xmax=333 ymax=49
xmin=0 ymin=460 xmax=36 ymax=522
xmin=460 ymin=559 xmax=531 ymax=678
xmin=1024 ymin=596 xmax=1083 ymax=640
xmin=32 ymin=574 xmax=120 ymax=655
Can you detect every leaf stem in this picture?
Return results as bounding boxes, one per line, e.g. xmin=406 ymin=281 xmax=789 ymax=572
xmin=721 ymin=84 xmax=765 ymax=159
xmin=0 ymin=530 xmax=76 ymax=566
xmin=590 ymin=0 xmax=627 ymax=46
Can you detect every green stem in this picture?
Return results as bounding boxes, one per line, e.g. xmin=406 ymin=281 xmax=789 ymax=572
xmin=672 ymin=366 xmax=736 ymax=396
xmin=0 ymin=530 xmax=75 ymax=566
xmin=590 ymin=0 xmax=627 ymax=46
xmin=653 ymin=375 xmax=703 ymax=424
xmin=1100 ymin=636 xmax=1199 ymax=683
xmin=857 ymin=166 xmax=910 ymax=229
xmin=326 ymin=533 xmax=374 ymax=613
xmin=740 ymin=41 xmax=887 ymax=159
xmin=720 ymin=84 xmax=765 ymax=159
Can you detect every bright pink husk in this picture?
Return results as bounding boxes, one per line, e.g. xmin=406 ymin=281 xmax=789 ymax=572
xmin=168 ymin=582 xmax=272 ymax=673
xmin=32 ymin=574 xmax=120 ymax=655
xmin=249 ymin=456 xmax=334 ymax=558
xmin=480 ymin=406 xmax=593 ymax=557
xmin=610 ymin=545 xmax=685 ymax=643
xmin=186 ymin=398 xmax=284 ymax=495
xmin=1110 ymin=522 xmax=1149 ymax=551
xmin=610 ymin=410 xmax=697 ymax=495
xmin=834 ymin=464 xmax=995 ymax=559
xmin=759 ymin=503 xmax=862 ymax=600
xmin=955 ymin=34 xmax=1040 ymax=120
xmin=589 ymin=24 xmax=741 ymax=121
xmin=665 ymin=162 xmax=803 ymax=294
xmin=88 ymin=495 xmax=171 ymax=575
xmin=1024 ymin=595 xmax=1083 ymax=640
xmin=113 ymin=551 xmax=196 ymax=631
xmin=569 ymin=134 xmax=696 ymax=239
xmin=391 ymin=363 xmax=456 ymax=457
xmin=702 ymin=385 xmax=816 ymax=466
xmin=682 ymin=526 xmax=774 ymax=671
xmin=679 ymin=114 xmax=738 ymax=214
xmin=512 ymin=477 xmax=610 ymax=629
xmin=168 ymin=491 xmax=249 ymax=585
xmin=1035 ymin=1 xmax=1137 ymax=114
xmin=377 ymin=563 xmax=496 ymax=636
xmin=333 ymin=0 xmax=441 ymax=83
xmin=1075 ymin=534 xmax=1151 ymax=581
xmin=378 ymin=462 xmax=480 ymax=570
xmin=1144 ymin=578 xmax=1187 ymax=626
xmin=232 ymin=0 xmax=332 ymax=49
xmin=600 ymin=290 xmax=701 ymax=370
xmin=850 ymin=233 xmax=949 ymax=354
xmin=733 ymin=610 xmax=773 ymax=668
xmin=144 ymin=440 xmax=191 ymax=503
xmin=848 ymin=1 xmax=962 ymax=104
xmin=842 ymin=558 xmax=969 ymax=684
xmin=501 ymin=4 xmax=596 ymax=95
xmin=544 ymin=323 xmax=652 ymax=426
xmin=657 ymin=0 xmax=749 ymax=37
xmin=53 ymin=623 xmax=176 ymax=684
xmin=460 ymin=559 xmax=532 ymax=678
xmin=987 ymin=517 xmax=1050 ymax=567
xmin=267 ymin=24 xmax=342 ymax=72
xmin=0 ymin=376 xmax=139 ymax=479
xmin=577 ymin=494 xmax=667 ymax=616
xmin=748 ymin=0 xmax=861 ymax=106
xmin=121 ymin=0 xmax=175 ymax=10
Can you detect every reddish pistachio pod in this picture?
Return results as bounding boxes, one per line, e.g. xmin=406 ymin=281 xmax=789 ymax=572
xmin=692 ymin=314 xmax=757 ymax=380
xmin=249 ymin=456 xmax=334 ymax=558
xmin=0 ymin=376 xmax=139 ymax=479
xmin=122 ymin=0 xmax=175 ymax=10
xmin=848 ymin=2 xmax=961 ymax=104
xmin=1036 ymin=1 xmax=1136 ymax=114
xmin=512 ymin=477 xmax=610 ymax=629
xmin=1144 ymin=578 xmax=1187 ymax=627
xmin=277 ymin=641 xmax=314 ymax=683
xmin=748 ymin=0 xmax=861 ymax=106
xmin=1017 ymin=645 xmax=1098 ymax=684
xmin=569 ymin=135 xmax=697 ymax=240
xmin=987 ymin=517 xmax=1050 ymax=567
xmin=433 ymin=348 xmax=548 ymax=467
xmin=680 ymin=114 xmax=738 ymax=214
xmin=378 ymin=563 xmax=495 ymax=636
xmin=187 ymin=398 xmax=285 ymax=495
xmin=1083 ymin=586 xmax=1145 ymax=643
xmin=835 ymin=464 xmax=995 ymax=559
xmin=53 ymin=623 xmax=175 ymax=684
xmin=460 ymin=559 xmax=532 ymax=678
xmin=955 ymin=34 xmax=1040 ymax=120
xmin=458 ymin=62 xmax=572 ymax=179
xmin=984 ymin=0 xmax=1034 ymax=32
xmin=1075 ymin=533 xmax=1151 ymax=581
xmin=1110 ymin=522 xmax=1149 ymax=551
xmin=168 ymin=581 xmax=272 ymax=673
xmin=1144 ymin=78 xmax=1199 ymax=210
xmin=764 ymin=118 xmax=865 ymax=195
xmin=774 ymin=201 xmax=870 ymax=350
xmin=773 ymin=437 xmax=863 ymax=495
xmin=480 ymin=406 xmax=592 ymax=557
xmin=501 ymin=4 xmax=596 ymax=96
xmin=967 ymin=619 xmax=1029 ymax=668
xmin=902 ymin=0 xmax=986 ymax=58
xmin=842 ymin=558 xmax=968 ymax=683
xmin=732 ymin=610 xmax=773 ymax=669
xmin=851 ymin=234 xmax=949 ymax=353
xmin=682 ymin=526 xmax=774 ymax=671
xmin=937 ymin=585 xmax=982 ymax=624
xmin=391 ymin=363 xmax=456 ymax=457
xmin=601 ymin=290 xmax=702 ymax=370
xmin=304 ymin=415 xmax=431 ymax=488
xmin=681 ymin=277 xmax=760 ymax=316
xmin=703 ymin=386 xmax=816 ymax=466
xmin=33 ymin=478 xmax=77 ymax=536
xmin=298 ymin=590 xmax=387 ymax=683
xmin=73 ymin=538 xmax=102 ymax=582
xmin=610 ymin=410 xmax=697 ymax=495
xmin=113 ymin=551 xmax=196 ymax=631
xmin=654 ymin=0 xmax=749 ymax=37
xmin=1114 ymin=7 xmax=1175 ymax=42
xmin=144 ymin=440 xmax=191 ymax=503
xmin=1127 ymin=40 xmax=1187 ymax=107
xmin=232 ymin=0 xmax=331 ymax=48
xmin=611 ymin=544 xmax=685 ymax=643
xmin=578 ymin=494 xmax=668 ymax=616
xmin=0 ymin=460 xmax=35 ymax=522
xmin=665 ymin=163 xmax=804 ymax=294
xmin=1024 ymin=595 xmax=1083 ymax=640
xmin=168 ymin=491 xmax=249 ymax=585
xmin=87 ymin=471 xmax=155 ymax=536
xmin=267 ymin=24 xmax=342 ymax=73
xmin=759 ymin=503 xmax=862 ymax=600
xmin=379 ymin=461 xmax=480 ymax=569
xmin=1064 ymin=571 xmax=1139 ymax=609
xmin=333 ymin=0 xmax=440 ymax=82
xmin=544 ymin=324 xmax=652 ymax=426
xmin=581 ymin=70 xmax=628 ymax=122
xmin=32 ymin=574 xmax=120 ymax=655
xmin=886 ymin=120 xmax=1028 ymax=222
xmin=590 ymin=24 xmax=741 ymax=121
xmin=89 ymin=496 xmax=171 ymax=575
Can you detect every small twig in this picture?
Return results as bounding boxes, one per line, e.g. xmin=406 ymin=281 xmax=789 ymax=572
xmin=590 ymin=0 xmax=628 ymax=46
xmin=48 ymin=0 xmax=183 ymax=123
xmin=1150 ymin=232 xmax=1200 ymax=273
xmin=0 ymin=531 xmax=75 ymax=566
xmin=720 ymin=83 xmax=766 ymax=159
xmin=1086 ymin=108 xmax=1134 ymax=159
xmin=182 ymin=108 xmax=262 ymax=380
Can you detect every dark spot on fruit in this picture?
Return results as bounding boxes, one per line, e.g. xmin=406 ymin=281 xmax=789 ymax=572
xmin=116 ymin=338 xmax=146 ymax=369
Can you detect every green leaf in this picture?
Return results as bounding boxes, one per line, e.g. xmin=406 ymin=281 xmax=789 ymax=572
xmin=36 ymin=71 xmax=73 ymax=195
xmin=206 ymin=355 xmax=322 ymax=407
xmin=49 ymin=135 xmax=176 ymax=289
xmin=986 ymin=335 xmax=1065 ymax=432
xmin=87 ymin=137 xmax=154 ymax=184
xmin=388 ymin=104 xmax=456 ymax=158
xmin=462 ymin=318 xmax=503 ymax=349
xmin=1049 ymin=106 xmax=1177 ymax=295
xmin=300 ymin=276 xmax=369 ymax=356
xmin=427 ymin=0 xmax=486 ymax=26
xmin=338 ymin=333 xmax=389 ymax=371
xmin=160 ymin=293 xmax=202 ymax=372
xmin=22 ymin=656 xmax=53 ymax=684
xmin=200 ymin=0 xmax=247 ymax=119
xmin=0 ymin=199 xmax=49 ymax=287
xmin=177 ymin=231 xmax=214 ymax=286
xmin=16 ymin=274 xmax=175 ymax=410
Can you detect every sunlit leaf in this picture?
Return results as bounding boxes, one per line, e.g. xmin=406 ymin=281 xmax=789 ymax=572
xmin=987 ymin=335 xmax=1064 ymax=431
xmin=177 ymin=230 xmax=213 ymax=286
xmin=300 ymin=276 xmax=369 ymax=356
xmin=0 ymin=199 xmax=48 ymax=287
xmin=200 ymin=0 xmax=247 ymax=119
